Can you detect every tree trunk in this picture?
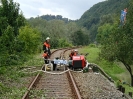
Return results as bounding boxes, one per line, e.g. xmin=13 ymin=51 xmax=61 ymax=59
xmin=121 ymin=60 xmax=133 ymax=86
xmin=131 ymin=75 xmax=133 ymax=86
xmin=125 ymin=65 xmax=133 ymax=86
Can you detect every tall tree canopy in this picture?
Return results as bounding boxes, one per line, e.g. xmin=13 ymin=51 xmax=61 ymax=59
xmin=28 ymin=18 xmax=90 ymax=48
xmin=98 ymin=0 xmax=133 ymax=86
xmin=0 ymin=0 xmax=41 ymax=66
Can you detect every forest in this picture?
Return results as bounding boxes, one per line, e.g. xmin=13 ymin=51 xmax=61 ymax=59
xmin=1 ymin=0 xmax=133 ymax=86
xmin=78 ymin=0 xmax=129 ymax=41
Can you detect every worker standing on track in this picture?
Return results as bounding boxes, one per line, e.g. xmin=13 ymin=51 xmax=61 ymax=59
xmin=43 ymin=37 xmax=51 ymax=64
xmin=42 ymin=50 xmax=49 ymax=64
xmin=43 ymin=37 xmax=51 ymax=57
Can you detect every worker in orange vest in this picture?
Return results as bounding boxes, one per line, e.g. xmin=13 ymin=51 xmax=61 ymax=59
xmin=43 ymin=37 xmax=51 ymax=57
xmin=42 ymin=50 xmax=49 ymax=64
xmin=74 ymin=49 xmax=79 ymax=56
xmin=69 ymin=50 xmax=74 ymax=60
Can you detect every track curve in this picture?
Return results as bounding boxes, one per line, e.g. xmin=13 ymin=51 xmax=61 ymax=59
xmin=22 ymin=47 xmax=81 ymax=99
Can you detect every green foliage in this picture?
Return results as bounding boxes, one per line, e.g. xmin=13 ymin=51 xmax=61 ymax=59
xmin=97 ymin=0 xmax=133 ymax=86
xmin=72 ymin=29 xmax=90 ymax=46
xmin=78 ymin=0 xmax=129 ymax=42
xmin=122 ymin=84 xmax=133 ymax=94
xmin=80 ymin=46 xmax=125 ymax=81
xmin=0 ymin=52 xmax=45 ymax=98
xmin=1 ymin=25 xmax=15 ymax=53
xmin=0 ymin=0 xmax=42 ymax=66
xmin=58 ymin=38 xmax=72 ymax=47
xmin=29 ymin=14 xmax=75 ymax=23
xmin=18 ymin=26 xmax=41 ymax=54
xmin=0 ymin=65 xmax=33 ymax=99
xmin=97 ymin=23 xmax=115 ymax=44
xmin=0 ymin=0 xmax=26 ymax=66
xmin=23 ymin=53 xmax=44 ymax=66
xmin=29 ymin=89 xmax=46 ymax=99
xmin=89 ymin=44 xmax=97 ymax=48
xmin=0 ymin=0 xmax=25 ymax=36
xmin=28 ymin=18 xmax=90 ymax=48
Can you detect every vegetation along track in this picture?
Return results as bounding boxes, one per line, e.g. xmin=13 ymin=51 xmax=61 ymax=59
xmin=22 ymin=47 xmax=82 ymax=99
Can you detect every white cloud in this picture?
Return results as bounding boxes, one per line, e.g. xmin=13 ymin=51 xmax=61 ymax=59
xmin=0 ymin=1 xmax=2 ymax=6
xmin=14 ymin=0 xmax=105 ymax=20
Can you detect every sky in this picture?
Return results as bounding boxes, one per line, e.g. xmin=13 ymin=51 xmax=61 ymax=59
xmin=13 ymin=0 xmax=105 ymax=20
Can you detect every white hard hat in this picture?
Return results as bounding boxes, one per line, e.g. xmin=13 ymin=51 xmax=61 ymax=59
xmin=74 ymin=49 xmax=78 ymax=52
xmin=46 ymin=37 xmax=50 ymax=40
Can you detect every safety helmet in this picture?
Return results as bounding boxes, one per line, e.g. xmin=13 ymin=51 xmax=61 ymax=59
xmin=74 ymin=49 xmax=78 ymax=52
xmin=46 ymin=37 xmax=50 ymax=40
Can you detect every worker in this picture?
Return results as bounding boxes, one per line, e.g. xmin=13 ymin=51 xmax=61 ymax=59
xmin=42 ymin=50 xmax=49 ymax=64
xmin=120 ymin=8 xmax=127 ymax=27
xmin=69 ymin=50 xmax=74 ymax=60
xmin=74 ymin=49 xmax=80 ymax=56
xmin=43 ymin=37 xmax=51 ymax=57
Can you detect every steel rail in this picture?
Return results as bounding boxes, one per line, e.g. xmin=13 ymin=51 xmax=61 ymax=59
xmin=22 ymin=48 xmax=68 ymax=99
xmin=67 ymin=70 xmax=82 ymax=99
xmin=22 ymin=47 xmax=80 ymax=99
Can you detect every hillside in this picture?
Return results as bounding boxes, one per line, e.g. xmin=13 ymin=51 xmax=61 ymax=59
xmin=78 ymin=0 xmax=129 ymax=42
xmin=29 ymin=14 xmax=75 ymax=23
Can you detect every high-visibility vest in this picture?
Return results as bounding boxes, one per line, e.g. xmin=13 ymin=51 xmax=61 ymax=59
xmin=42 ymin=53 xmax=48 ymax=58
xmin=74 ymin=52 xmax=77 ymax=56
xmin=44 ymin=42 xmax=50 ymax=48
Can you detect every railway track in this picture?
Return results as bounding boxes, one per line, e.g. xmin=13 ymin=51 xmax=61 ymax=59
xmin=22 ymin=47 xmax=82 ymax=99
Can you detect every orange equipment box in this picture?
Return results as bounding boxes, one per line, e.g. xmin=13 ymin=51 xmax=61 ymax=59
xmin=72 ymin=55 xmax=86 ymax=69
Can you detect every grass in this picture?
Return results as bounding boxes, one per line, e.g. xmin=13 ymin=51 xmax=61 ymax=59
xmin=79 ymin=45 xmax=133 ymax=95
xmin=0 ymin=66 xmax=27 ymax=99
xmin=0 ymin=52 xmax=44 ymax=99
xmin=80 ymin=46 xmax=124 ymax=80
xmin=22 ymin=52 xmax=44 ymax=66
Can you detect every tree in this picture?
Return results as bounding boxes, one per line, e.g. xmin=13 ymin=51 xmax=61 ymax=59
xmin=0 ymin=0 xmax=25 ymax=36
xmin=78 ymin=0 xmax=129 ymax=42
xmin=98 ymin=0 xmax=133 ymax=86
xmin=99 ymin=14 xmax=115 ymax=26
xmin=28 ymin=15 xmax=90 ymax=48
xmin=0 ymin=0 xmax=25 ymax=66
xmin=18 ymin=26 xmax=41 ymax=54
xmin=72 ymin=30 xmax=89 ymax=46
xmin=97 ymin=23 xmax=114 ymax=43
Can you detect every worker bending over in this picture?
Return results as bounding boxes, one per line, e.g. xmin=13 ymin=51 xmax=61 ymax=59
xmin=69 ymin=50 xmax=74 ymax=60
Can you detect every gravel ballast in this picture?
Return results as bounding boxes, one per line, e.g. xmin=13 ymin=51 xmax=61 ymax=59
xmin=72 ymin=71 xmax=126 ymax=99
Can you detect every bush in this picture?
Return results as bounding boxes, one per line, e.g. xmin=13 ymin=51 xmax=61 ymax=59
xmin=89 ymin=44 xmax=97 ymax=47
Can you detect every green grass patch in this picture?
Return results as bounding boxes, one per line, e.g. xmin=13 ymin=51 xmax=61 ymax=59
xmin=81 ymin=46 xmax=100 ymax=63
xmin=123 ymin=84 xmax=133 ymax=94
xmin=80 ymin=46 xmax=124 ymax=81
xmin=23 ymin=53 xmax=44 ymax=66
xmin=80 ymin=45 xmax=133 ymax=94
xmin=0 ymin=52 xmax=44 ymax=99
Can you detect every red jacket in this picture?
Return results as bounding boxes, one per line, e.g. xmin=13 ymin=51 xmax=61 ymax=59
xmin=42 ymin=53 xmax=48 ymax=58
xmin=43 ymin=41 xmax=51 ymax=56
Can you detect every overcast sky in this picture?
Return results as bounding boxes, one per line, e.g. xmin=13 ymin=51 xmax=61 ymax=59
xmin=14 ymin=0 xmax=105 ymax=20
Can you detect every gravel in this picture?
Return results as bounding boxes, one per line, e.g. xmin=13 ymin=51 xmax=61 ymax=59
xmin=72 ymin=71 xmax=126 ymax=99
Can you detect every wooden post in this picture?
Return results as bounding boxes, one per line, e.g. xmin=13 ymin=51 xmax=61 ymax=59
xmin=129 ymin=92 xmax=132 ymax=97
xmin=121 ymin=87 xmax=125 ymax=93
xmin=118 ymin=85 xmax=122 ymax=91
